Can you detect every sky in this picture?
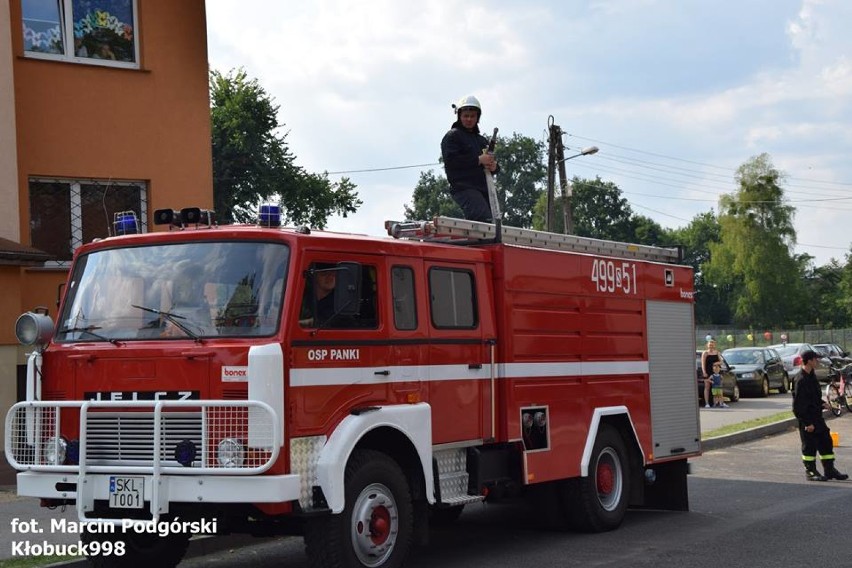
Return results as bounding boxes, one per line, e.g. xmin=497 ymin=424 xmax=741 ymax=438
xmin=205 ymin=0 xmax=852 ymax=267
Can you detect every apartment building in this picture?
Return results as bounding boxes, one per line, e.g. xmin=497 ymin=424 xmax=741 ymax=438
xmin=1 ymin=0 xmax=213 ymax=466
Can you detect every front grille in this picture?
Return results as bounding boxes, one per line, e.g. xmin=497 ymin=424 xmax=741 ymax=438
xmin=85 ymin=412 xmax=202 ymax=466
xmin=6 ymin=400 xmax=279 ymax=473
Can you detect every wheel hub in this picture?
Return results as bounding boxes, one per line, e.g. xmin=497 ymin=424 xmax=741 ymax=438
xmin=595 ymin=448 xmax=623 ymax=511
xmin=351 ymin=483 xmax=398 ymax=567
xmin=597 ymin=462 xmax=614 ymax=494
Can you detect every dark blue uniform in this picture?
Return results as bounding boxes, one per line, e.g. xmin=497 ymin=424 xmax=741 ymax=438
xmin=441 ymin=123 xmax=497 ymax=222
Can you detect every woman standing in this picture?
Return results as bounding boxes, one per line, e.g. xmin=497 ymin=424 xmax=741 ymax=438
xmin=700 ymin=339 xmax=721 ymax=408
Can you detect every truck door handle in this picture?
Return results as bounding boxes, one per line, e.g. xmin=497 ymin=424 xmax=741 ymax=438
xmin=374 ymin=370 xmax=390 ymax=376
xmin=468 ymin=363 xmax=483 ymax=369
xmin=181 ymin=351 xmax=214 ymax=359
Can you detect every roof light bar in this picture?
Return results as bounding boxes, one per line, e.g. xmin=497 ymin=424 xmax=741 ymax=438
xmin=258 ymin=204 xmax=281 ymax=227
xmin=113 ymin=211 xmax=139 ymax=236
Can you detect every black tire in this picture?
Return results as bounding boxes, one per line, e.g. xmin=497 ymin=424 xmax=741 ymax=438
xmin=843 ymin=382 xmax=852 ymax=412
xmin=730 ymin=382 xmax=740 ymax=403
xmin=304 ymin=449 xmax=413 ymax=568
xmin=779 ymin=373 xmax=790 ymax=394
xmin=759 ymin=376 xmax=770 ymax=398
xmin=563 ymin=425 xmax=630 ymax=532
xmin=428 ymin=504 xmax=464 ymax=525
xmin=827 ymin=384 xmax=843 ymax=417
xmin=81 ymin=529 xmax=190 ymax=568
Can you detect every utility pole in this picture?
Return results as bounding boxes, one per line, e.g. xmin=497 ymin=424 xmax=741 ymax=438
xmin=554 ymin=128 xmax=573 ymax=234
xmin=546 ymin=115 xmax=599 ymax=234
xmin=545 ymin=117 xmax=557 ymax=233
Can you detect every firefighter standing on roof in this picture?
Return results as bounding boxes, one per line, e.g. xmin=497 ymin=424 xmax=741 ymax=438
xmin=793 ymin=349 xmax=849 ymax=481
xmin=441 ymin=95 xmax=499 ymax=222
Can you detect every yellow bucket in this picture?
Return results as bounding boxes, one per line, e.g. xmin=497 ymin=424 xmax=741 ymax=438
xmin=831 ymin=431 xmax=840 ymax=447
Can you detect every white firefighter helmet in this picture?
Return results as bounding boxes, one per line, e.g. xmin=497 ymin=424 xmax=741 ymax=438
xmin=453 ymin=95 xmax=481 ymax=114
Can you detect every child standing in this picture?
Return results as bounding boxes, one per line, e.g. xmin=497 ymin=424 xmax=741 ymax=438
xmin=711 ymin=362 xmax=728 ymax=408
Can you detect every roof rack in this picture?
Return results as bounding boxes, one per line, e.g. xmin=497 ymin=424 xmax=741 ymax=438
xmin=385 ymin=216 xmax=682 ymax=263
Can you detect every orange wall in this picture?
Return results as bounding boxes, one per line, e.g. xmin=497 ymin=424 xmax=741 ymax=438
xmin=0 ymin=267 xmax=24 ymax=344
xmin=7 ymin=0 xmax=213 ymax=324
xmin=11 ymin=0 xmax=213 ymax=238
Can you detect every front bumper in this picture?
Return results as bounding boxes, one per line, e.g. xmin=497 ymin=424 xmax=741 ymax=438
xmin=6 ymin=399 xmax=304 ymax=522
xmin=15 ymin=470 xmax=301 ymax=521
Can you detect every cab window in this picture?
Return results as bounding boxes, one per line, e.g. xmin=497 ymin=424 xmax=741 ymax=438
xmin=392 ymin=266 xmax=417 ymax=330
xmin=428 ymin=267 xmax=477 ymax=329
xmin=300 ymin=262 xmax=378 ymax=329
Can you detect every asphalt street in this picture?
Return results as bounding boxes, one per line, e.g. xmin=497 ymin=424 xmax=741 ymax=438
xmin=0 ymin=392 xmax=821 ymax=565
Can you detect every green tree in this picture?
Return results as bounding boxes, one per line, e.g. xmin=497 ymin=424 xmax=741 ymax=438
xmin=670 ymin=211 xmax=730 ymax=324
xmin=493 ymin=133 xmax=546 ymax=228
xmin=210 ymin=68 xmax=361 ymax=226
xmin=406 ymin=133 xmax=545 ymax=225
xmin=703 ymin=153 xmax=804 ymax=327
xmin=404 ymin=170 xmax=461 ymax=219
xmin=804 ymin=258 xmax=844 ymax=327
xmin=632 ymin=214 xmax=673 ymax=246
xmin=532 ymin=176 xmax=639 ymax=242
xmin=836 ymin=250 xmax=852 ymax=325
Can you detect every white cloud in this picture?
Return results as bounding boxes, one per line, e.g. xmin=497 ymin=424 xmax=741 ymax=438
xmin=207 ymin=0 xmax=852 ymax=264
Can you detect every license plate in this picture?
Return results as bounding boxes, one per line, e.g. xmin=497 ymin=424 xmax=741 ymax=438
xmin=109 ymin=476 xmax=144 ymax=509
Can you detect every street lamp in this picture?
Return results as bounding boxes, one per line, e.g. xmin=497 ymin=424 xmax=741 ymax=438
xmin=558 ymin=146 xmax=598 ymax=234
xmin=560 ymin=145 xmax=599 ymax=163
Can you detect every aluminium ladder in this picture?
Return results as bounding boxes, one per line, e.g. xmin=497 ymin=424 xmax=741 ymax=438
xmin=384 ymin=216 xmax=682 ymax=263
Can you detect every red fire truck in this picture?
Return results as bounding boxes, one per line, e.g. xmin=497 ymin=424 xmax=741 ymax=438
xmin=6 ymin=208 xmax=700 ymax=568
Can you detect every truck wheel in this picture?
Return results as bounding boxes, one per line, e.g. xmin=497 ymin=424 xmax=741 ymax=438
xmin=81 ymin=530 xmax=190 ymax=568
xmin=305 ymin=449 xmax=413 ymax=568
xmin=564 ymin=425 xmax=630 ymax=532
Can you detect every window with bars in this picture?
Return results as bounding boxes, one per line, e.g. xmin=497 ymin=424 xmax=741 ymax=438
xmin=21 ymin=0 xmax=139 ymax=68
xmin=29 ymin=178 xmax=147 ymax=264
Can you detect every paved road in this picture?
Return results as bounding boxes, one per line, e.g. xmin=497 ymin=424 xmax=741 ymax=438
xmin=699 ymin=391 xmax=793 ymax=434
xmin=42 ymin=411 xmax=852 ymax=568
xmin=0 ymin=390 xmax=825 ymax=566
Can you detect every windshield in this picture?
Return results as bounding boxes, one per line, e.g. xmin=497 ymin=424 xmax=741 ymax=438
xmin=724 ymin=350 xmax=763 ymax=365
xmin=773 ymin=345 xmax=799 ymax=357
xmin=57 ymin=241 xmax=289 ymax=341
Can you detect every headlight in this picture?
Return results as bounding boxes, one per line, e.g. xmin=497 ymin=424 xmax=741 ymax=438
xmin=217 ymin=438 xmax=245 ymax=468
xmin=42 ymin=437 xmax=68 ymax=465
xmin=741 ymin=372 xmax=754 ymax=379
xmin=15 ymin=312 xmax=54 ymax=346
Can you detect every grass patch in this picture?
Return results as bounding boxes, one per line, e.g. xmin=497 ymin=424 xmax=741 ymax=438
xmin=702 ymin=410 xmax=794 ymax=440
xmin=0 ymin=556 xmax=76 ymax=568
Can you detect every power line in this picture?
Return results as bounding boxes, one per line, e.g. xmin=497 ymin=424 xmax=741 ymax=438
xmin=565 ymin=132 xmax=852 ymax=189
xmin=326 ymin=162 xmax=439 ymax=174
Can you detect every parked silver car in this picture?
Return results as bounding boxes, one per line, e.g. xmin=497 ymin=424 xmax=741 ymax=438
xmin=813 ymin=343 xmax=852 ymax=368
xmin=767 ymin=342 xmax=832 ymax=383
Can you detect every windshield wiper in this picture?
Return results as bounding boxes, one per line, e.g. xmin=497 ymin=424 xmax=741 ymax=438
xmin=131 ymin=304 xmax=201 ymax=342
xmin=58 ymin=325 xmax=121 ymax=346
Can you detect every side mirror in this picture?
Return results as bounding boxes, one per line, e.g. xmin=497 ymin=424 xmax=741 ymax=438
xmin=334 ymin=262 xmax=362 ymax=316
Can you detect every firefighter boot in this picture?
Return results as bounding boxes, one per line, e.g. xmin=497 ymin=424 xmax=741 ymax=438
xmin=822 ymin=460 xmax=849 ymax=481
xmin=804 ymin=461 xmax=826 ymax=481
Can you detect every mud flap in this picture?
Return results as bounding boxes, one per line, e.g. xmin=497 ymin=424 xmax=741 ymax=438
xmin=636 ymin=459 xmax=689 ymax=511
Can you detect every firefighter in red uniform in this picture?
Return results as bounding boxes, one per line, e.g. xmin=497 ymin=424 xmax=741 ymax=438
xmin=793 ymin=350 xmax=848 ymax=481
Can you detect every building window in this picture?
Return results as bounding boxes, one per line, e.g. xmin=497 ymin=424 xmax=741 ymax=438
xmin=429 ymin=267 xmax=477 ymax=329
xmin=29 ymin=178 xmax=147 ymax=265
xmin=22 ymin=0 xmax=139 ymax=68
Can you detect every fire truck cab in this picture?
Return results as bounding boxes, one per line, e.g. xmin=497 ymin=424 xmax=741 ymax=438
xmin=6 ymin=208 xmax=700 ymax=568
